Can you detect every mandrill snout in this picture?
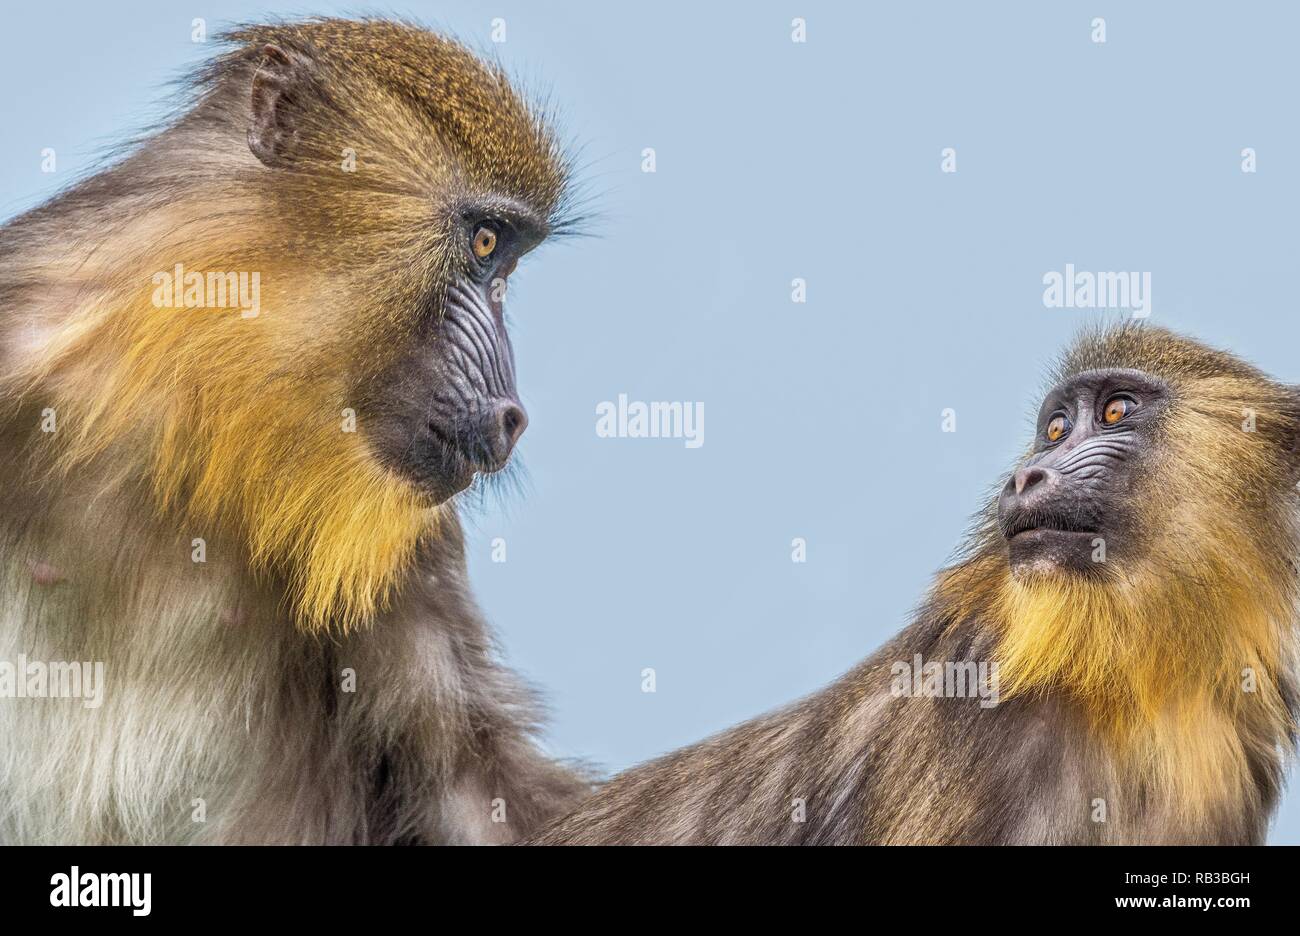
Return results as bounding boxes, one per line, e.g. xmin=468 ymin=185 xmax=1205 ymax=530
xmin=997 ymin=462 xmax=1105 ymax=572
xmin=397 ymin=397 xmax=529 ymax=501
xmin=998 ymin=465 xmax=1071 ymax=535
xmin=480 ymin=399 xmax=529 ymax=471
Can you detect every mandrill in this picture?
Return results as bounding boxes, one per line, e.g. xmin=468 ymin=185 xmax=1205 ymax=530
xmin=532 ymin=325 xmax=1300 ymax=845
xmin=0 ymin=19 xmax=590 ymax=843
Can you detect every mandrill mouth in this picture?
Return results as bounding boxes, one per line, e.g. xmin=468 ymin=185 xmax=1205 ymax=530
xmin=370 ymin=401 xmax=529 ymax=506
xmin=999 ymin=499 xmax=1108 ymax=576
xmin=1000 ymin=510 xmax=1098 ymax=542
xmin=406 ymin=404 xmax=529 ymax=502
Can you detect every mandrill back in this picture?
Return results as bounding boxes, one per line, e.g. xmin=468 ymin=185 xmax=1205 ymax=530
xmin=531 ymin=611 xmax=1286 ymax=845
xmin=0 ymin=19 xmax=590 ymax=843
xmin=531 ymin=325 xmax=1300 ymax=845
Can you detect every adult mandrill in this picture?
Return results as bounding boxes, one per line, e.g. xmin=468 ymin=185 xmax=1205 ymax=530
xmin=0 ymin=20 xmax=590 ymax=843
xmin=533 ymin=325 xmax=1300 ymax=845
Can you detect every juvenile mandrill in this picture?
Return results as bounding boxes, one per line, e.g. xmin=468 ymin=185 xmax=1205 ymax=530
xmin=0 ymin=20 xmax=590 ymax=843
xmin=533 ymin=325 xmax=1300 ymax=845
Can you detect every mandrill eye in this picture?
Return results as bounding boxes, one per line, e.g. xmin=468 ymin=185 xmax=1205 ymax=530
xmin=1102 ymin=396 xmax=1132 ymax=425
xmin=472 ymin=225 xmax=498 ymax=260
xmin=1046 ymin=414 xmax=1070 ymax=443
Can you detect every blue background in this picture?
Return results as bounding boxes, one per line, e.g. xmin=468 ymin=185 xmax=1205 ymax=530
xmin=2 ymin=1 xmax=1297 ymax=842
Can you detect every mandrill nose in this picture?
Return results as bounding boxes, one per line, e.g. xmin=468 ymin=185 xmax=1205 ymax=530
xmin=482 ymin=399 xmax=528 ymax=468
xmin=1014 ymin=466 xmax=1050 ymax=495
xmin=1003 ymin=464 xmax=1062 ymax=509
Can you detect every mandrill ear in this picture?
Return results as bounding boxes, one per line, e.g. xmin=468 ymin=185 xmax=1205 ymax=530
xmin=247 ymin=44 xmax=320 ymax=168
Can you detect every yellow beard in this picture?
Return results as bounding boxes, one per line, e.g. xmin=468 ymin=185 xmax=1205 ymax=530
xmin=990 ymin=558 xmax=1287 ymax=733
xmin=16 ymin=248 xmax=436 ymax=634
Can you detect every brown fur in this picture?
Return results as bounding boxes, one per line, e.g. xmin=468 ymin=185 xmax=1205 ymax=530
xmin=531 ymin=325 xmax=1300 ymax=845
xmin=0 ymin=19 xmax=589 ymax=844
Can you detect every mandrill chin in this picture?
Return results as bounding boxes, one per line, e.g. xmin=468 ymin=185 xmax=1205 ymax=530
xmin=532 ymin=324 xmax=1300 ymax=845
xmin=0 ymin=19 xmax=590 ymax=843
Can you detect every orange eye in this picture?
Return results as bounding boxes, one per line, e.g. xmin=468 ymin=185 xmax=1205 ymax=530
xmin=1046 ymin=414 xmax=1069 ymax=443
xmin=472 ymin=225 xmax=498 ymax=260
xmin=1102 ymin=397 xmax=1130 ymax=425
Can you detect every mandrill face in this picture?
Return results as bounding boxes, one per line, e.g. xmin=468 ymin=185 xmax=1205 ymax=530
xmin=361 ymin=203 xmax=550 ymax=503
xmin=998 ymin=367 xmax=1170 ymax=574
xmin=226 ymin=24 xmax=574 ymax=510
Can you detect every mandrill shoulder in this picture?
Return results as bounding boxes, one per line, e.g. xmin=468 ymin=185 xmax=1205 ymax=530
xmin=527 ymin=610 xmax=1012 ymax=845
